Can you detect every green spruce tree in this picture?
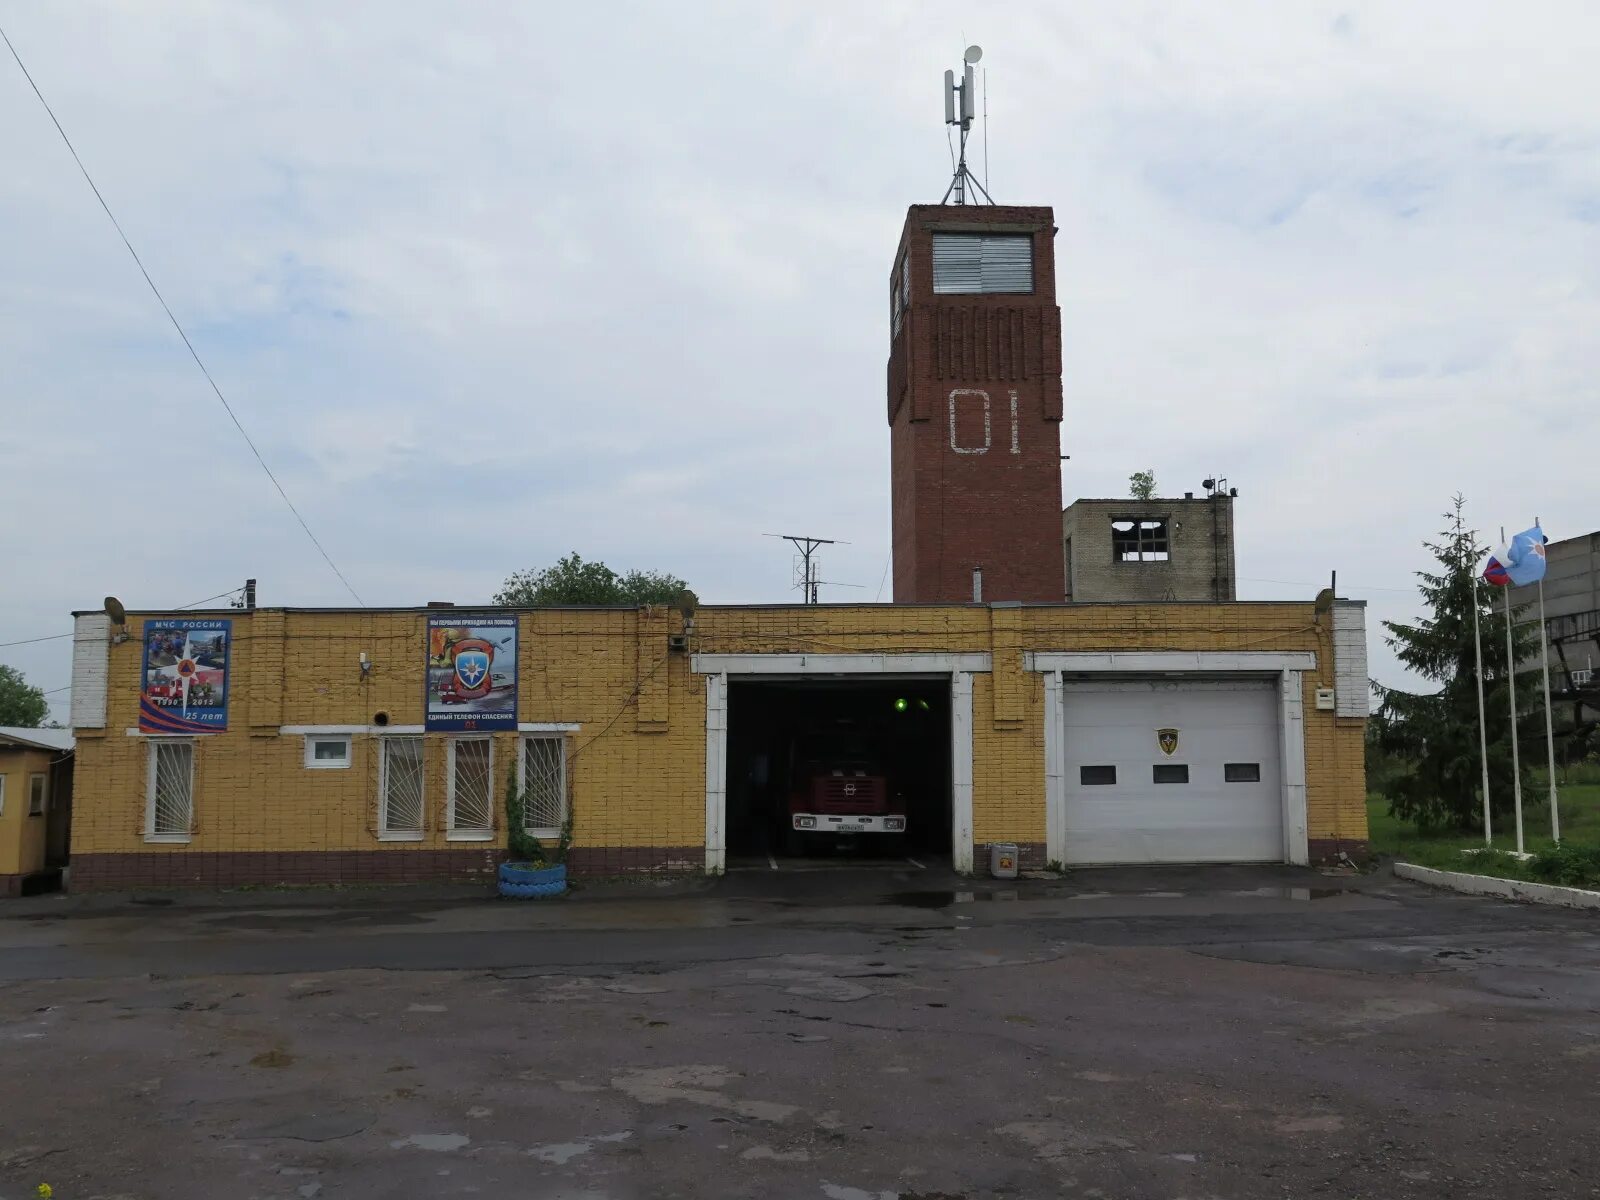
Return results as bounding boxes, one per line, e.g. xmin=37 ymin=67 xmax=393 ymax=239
xmin=1374 ymin=496 xmax=1540 ymax=831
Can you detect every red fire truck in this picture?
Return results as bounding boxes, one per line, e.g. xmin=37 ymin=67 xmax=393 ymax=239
xmin=783 ymin=726 xmax=907 ymax=853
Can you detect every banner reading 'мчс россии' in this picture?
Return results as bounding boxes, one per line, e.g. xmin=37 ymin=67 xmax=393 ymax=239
xmin=139 ymin=618 xmax=231 ymax=733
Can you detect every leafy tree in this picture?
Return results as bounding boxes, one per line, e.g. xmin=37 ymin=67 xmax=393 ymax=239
xmin=1374 ymin=496 xmax=1540 ymax=831
xmin=0 ymin=665 xmax=49 ymax=728
xmin=493 ymin=552 xmax=688 ymax=607
xmin=1129 ymin=469 xmax=1157 ymax=501
xmin=616 ymin=568 xmax=691 ymax=605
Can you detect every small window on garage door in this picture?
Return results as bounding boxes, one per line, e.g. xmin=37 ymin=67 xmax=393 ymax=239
xmin=1079 ymin=765 xmax=1116 ymax=785
xmin=1224 ymin=762 xmax=1262 ymax=782
xmin=1152 ymin=764 xmax=1189 ymax=784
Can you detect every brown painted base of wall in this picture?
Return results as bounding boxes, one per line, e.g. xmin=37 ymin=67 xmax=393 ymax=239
xmin=970 ymin=841 xmax=1048 ymax=875
xmin=68 ymin=846 xmax=703 ymax=892
xmin=0 ymin=874 xmax=22 ymax=898
xmin=1309 ymin=838 xmax=1370 ymax=864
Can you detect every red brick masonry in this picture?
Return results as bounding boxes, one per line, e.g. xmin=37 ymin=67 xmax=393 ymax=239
xmin=67 ymin=846 xmax=705 ymax=891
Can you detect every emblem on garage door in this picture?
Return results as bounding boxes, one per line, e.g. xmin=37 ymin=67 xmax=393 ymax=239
xmin=1156 ymin=728 xmax=1179 ymax=756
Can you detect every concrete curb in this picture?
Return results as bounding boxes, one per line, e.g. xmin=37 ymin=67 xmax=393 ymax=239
xmin=1395 ymin=862 xmax=1600 ymax=911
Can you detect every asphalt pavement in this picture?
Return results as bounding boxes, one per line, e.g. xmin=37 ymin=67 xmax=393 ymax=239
xmin=2 ymin=863 xmax=1597 ymax=1199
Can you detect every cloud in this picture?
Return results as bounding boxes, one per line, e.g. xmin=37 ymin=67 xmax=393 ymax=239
xmin=2 ymin=1 xmax=1598 ymax=720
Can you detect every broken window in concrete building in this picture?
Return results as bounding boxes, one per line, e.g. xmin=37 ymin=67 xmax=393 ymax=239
xmin=1112 ymin=518 xmax=1170 ymax=562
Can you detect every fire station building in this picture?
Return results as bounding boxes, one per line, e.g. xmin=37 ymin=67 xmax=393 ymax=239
xmin=65 ymin=599 xmax=1368 ymax=890
xmin=58 ymin=201 xmax=1371 ymax=891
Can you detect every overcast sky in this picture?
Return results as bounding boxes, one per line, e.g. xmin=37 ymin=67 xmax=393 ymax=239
xmin=3 ymin=1 xmax=1597 ymax=721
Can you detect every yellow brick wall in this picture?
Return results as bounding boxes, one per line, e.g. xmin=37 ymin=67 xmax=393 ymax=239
xmin=0 ymin=747 xmax=55 ymax=876
xmin=71 ymin=602 xmax=1368 ymax=864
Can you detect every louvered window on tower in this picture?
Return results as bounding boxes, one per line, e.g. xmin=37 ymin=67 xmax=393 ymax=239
xmin=931 ymin=233 xmax=1034 ymax=294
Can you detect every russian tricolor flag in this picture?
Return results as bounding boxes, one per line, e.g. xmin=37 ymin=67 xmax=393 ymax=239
xmin=1482 ymin=524 xmax=1548 ymax=587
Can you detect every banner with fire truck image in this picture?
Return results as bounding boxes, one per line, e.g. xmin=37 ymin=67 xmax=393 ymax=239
xmin=139 ymin=618 xmax=232 ymax=733
xmin=425 ymin=615 xmax=518 ymax=731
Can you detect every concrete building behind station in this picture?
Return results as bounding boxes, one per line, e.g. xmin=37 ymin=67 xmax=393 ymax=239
xmin=1063 ymin=494 xmax=1237 ymax=604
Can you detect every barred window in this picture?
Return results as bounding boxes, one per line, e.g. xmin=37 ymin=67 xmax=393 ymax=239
xmin=146 ymin=740 xmax=194 ymax=841
xmin=448 ymin=737 xmax=494 ymax=839
xmin=380 ymin=736 xmax=425 ymax=839
xmin=520 ymin=736 xmax=567 ymax=835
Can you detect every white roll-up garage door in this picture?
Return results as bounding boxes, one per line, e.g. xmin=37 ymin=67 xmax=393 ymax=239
xmin=1061 ymin=678 xmax=1283 ymax=864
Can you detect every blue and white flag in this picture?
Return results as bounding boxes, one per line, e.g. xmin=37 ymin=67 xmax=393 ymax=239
xmin=1483 ymin=523 xmax=1548 ymax=587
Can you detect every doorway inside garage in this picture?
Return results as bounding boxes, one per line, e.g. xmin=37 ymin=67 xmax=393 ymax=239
xmin=724 ymin=678 xmax=952 ymax=868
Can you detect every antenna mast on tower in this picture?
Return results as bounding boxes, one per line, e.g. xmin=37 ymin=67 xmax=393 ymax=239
xmin=942 ymin=45 xmax=994 ymax=205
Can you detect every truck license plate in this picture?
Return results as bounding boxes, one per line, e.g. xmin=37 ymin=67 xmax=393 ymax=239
xmin=835 ymin=823 xmax=864 ymax=832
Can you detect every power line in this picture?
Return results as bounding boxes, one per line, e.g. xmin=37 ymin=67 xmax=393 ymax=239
xmin=0 ymin=25 xmax=364 ymax=607
xmin=0 ymin=586 xmax=248 ymax=651
xmin=0 ymin=633 xmax=72 ymax=648
xmin=180 ymin=588 xmax=244 ymax=610
xmin=1239 ymin=577 xmax=1419 ymax=596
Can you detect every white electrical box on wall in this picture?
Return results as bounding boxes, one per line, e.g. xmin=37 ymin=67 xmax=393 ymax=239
xmin=1315 ymin=687 xmax=1336 ymax=711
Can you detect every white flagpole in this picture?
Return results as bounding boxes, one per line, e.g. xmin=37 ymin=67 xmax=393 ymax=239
xmin=1471 ymin=570 xmax=1493 ymax=846
xmin=1538 ymin=573 xmax=1560 ymax=843
xmin=1501 ymin=532 xmax=1524 ymax=854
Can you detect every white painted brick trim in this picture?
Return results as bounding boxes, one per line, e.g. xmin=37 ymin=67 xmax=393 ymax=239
xmin=70 ymin=613 xmax=111 ymax=729
xmin=1332 ymin=602 xmax=1369 ymax=717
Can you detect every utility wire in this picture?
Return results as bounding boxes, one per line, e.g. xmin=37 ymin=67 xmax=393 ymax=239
xmin=0 ymin=633 xmax=72 ymax=648
xmin=1 ymin=25 xmax=365 ymax=607
xmin=1239 ymin=576 xmax=1419 ymax=595
xmin=180 ymin=588 xmax=244 ymax=609
xmin=0 ymin=586 xmax=247 ymax=650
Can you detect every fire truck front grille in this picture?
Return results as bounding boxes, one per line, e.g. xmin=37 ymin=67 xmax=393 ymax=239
xmin=814 ymin=777 xmax=886 ymax=812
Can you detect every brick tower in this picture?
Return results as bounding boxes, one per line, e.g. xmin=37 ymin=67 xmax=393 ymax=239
xmin=887 ymin=205 xmax=1065 ymax=602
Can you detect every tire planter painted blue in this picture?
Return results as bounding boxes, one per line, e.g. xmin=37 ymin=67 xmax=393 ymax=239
xmin=497 ymin=862 xmax=567 ymax=899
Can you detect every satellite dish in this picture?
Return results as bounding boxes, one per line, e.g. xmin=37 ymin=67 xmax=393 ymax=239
xmin=104 ymin=596 xmax=127 ymax=625
xmin=964 ymin=44 xmax=983 ymax=64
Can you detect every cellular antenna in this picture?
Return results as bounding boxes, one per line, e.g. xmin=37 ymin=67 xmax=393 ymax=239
xmin=942 ymin=45 xmax=994 ymax=205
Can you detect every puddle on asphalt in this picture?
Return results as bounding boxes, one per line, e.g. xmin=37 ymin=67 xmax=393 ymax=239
xmin=886 ymin=885 xmax=1350 ymax=908
xmin=203 ymin=910 xmax=430 ymax=930
xmin=885 ymin=891 xmax=1031 ymax=908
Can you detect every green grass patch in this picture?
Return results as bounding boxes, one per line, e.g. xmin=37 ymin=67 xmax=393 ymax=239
xmin=1368 ymin=782 xmax=1600 ymax=889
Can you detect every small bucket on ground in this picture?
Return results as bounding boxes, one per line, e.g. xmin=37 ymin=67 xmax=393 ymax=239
xmin=989 ymin=842 xmax=1020 ymax=880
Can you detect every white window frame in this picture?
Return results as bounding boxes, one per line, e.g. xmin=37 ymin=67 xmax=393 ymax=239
xmin=28 ymin=772 xmax=47 ymax=816
xmin=0 ymin=775 xmax=6 ymax=816
xmin=517 ymin=733 xmax=569 ymax=839
xmin=1111 ymin=517 xmax=1170 ymax=562
xmin=446 ymin=735 xmax=496 ymax=842
xmin=144 ymin=737 xmax=195 ymax=844
xmin=303 ymin=733 xmax=353 ymax=770
xmin=378 ymin=734 xmax=426 ymax=842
